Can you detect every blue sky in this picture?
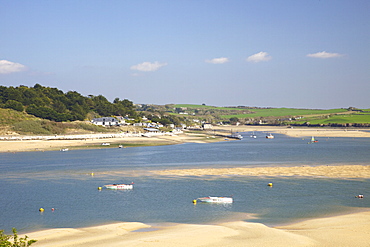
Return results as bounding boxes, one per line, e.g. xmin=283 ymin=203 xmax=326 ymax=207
xmin=1 ymin=0 xmax=369 ymax=109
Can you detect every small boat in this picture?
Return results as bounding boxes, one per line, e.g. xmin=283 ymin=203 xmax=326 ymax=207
xmin=311 ymin=136 xmax=318 ymax=143
xmin=250 ymin=131 xmax=257 ymax=139
xmin=266 ymin=133 xmax=274 ymax=139
xmin=104 ymin=183 xmax=134 ymax=190
xmin=227 ymin=133 xmax=243 ymax=140
xmin=101 ymin=143 xmax=110 ymax=146
xmin=60 ymin=148 xmax=69 ymax=152
xmin=197 ymin=196 xmax=233 ymax=203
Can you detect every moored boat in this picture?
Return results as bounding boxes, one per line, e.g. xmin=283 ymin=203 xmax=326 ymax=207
xmin=104 ymin=183 xmax=134 ymax=190
xmin=250 ymin=131 xmax=257 ymax=139
xmin=266 ymin=133 xmax=274 ymax=139
xmin=197 ymin=196 xmax=233 ymax=203
xmin=227 ymin=133 xmax=243 ymax=140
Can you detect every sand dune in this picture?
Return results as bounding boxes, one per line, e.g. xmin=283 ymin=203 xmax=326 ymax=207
xmin=27 ymin=211 xmax=370 ymax=247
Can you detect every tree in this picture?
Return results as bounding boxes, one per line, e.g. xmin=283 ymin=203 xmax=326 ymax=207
xmin=229 ymin=117 xmax=239 ymax=125
xmin=4 ymin=100 xmax=24 ymax=112
xmin=0 ymin=228 xmax=37 ymax=247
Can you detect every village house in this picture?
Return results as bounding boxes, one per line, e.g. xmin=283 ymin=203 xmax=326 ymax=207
xmin=202 ymin=123 xmax=213 ymax=129
xmin=91 ymin=117 xmax=120 ymax=127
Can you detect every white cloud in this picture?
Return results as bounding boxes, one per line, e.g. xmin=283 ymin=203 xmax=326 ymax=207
xmin=130 ymin=61 xmax=167 ymax=72
xmin=306 ymin=51 xmax=343 ymax=58
xmin=205 ymin=57 xmax=229 ymax=64
xmin=246 ymin=52 xmax=272 ymax=63
xmin=0 ymin=60 xmax=27 ymax=74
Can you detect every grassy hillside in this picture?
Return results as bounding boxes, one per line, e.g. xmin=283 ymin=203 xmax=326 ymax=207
xmin=293 ymin=113 xmax=370 ymax=125
xmin=172 ymin=104 xmax=370 ymax=126
xmin=0 ymin=108 xmax=109 ymax=135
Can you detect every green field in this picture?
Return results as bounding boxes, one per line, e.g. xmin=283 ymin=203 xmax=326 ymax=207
xmin=174 ymin=104 xmax=347 ymax=118
xmin=219 ymin=108 xmax=346 ymax=119
xmin=173 ymin=104 xmax=370 ymax=125
xmin=294 ymin=114 xmax=370 ymax=125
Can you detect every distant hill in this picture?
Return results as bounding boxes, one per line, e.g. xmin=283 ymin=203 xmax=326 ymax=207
xmin=1 ymin=85 xmax=369 ymax=136
xmin=168 ymin=104 xmax=370 ymax=127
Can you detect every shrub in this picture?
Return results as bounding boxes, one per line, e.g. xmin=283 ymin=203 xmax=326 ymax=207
xmin=0 ymin=228 xmax=37 ymax=247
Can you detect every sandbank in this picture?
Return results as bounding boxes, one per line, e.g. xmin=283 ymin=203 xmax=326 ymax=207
xmin=27 ymin=210 xmax=370 ymax=247
xmin=152 ymin=164 xmax=370 ymax=179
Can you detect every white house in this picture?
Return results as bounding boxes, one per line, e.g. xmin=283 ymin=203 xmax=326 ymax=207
xmin=202 ymin=123 xmax=213 ymax=129
xmin=91 ymin=117 xmax=120 ymax=127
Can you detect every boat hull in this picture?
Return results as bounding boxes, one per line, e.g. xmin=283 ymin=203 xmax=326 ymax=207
xmin=104 ymin=184 xmax=133 ymax=190
xmin=197 ymin=196 xmax=233 ymax=203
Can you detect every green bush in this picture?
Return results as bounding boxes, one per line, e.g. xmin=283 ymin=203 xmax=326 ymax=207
xmin=0 ymin=228 xmax=37 ymax=247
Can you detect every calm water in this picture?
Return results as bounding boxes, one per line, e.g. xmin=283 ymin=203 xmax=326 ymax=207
xmin=0 ymin=133 xmax=369 ymax=233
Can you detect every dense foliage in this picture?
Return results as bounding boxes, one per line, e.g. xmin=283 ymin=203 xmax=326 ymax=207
xmin=0 ymin=84 xmax=137 ymax=122
xmin=0 ymin=228 xmax=36 ymax=247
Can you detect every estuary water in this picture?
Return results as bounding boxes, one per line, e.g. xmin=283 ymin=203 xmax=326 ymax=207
xmin=0 ymin=132 xmax=369 ymax=233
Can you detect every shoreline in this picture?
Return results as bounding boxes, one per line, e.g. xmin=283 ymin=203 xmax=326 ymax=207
xmin=0 ymin=132 xmax=225 ymax=153
xmin=26 ymin=209 xmax=370 ymax=247
xmin=1 ymin=126 xmax=370 ymax=153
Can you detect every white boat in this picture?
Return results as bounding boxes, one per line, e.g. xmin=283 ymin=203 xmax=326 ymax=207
xmin=60 ymin=148 xmax=69 ymax=152
xmin=266 ymin=133 xmax=274 ymax=139
xmin=104 ymin=183 xmax=134 ymax=190
xmin=227 ymin=133 xmax=243 ymax=140
xmin=101 ymin=143 xmax=110 ymax=146
xmin=197 ymin=196 xmax=233 ymax=203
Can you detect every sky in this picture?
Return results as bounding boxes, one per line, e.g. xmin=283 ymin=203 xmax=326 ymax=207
xmin=1 ymin=0 xmax=369 ymax=109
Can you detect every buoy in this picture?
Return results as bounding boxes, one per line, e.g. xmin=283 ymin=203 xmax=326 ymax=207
xmin=268 ymin=183 xmax=273 ymax=187
xmin=51 ymin=208 xmax=55 ymax=212
xmin=39 ymin=208 xmax=44 ymax=212
xmin=98 ymin=187 xmax=102 ymax=190
xmin=91 ymin=173 xmax=94 ymax=176
xmin=192 ymin=199 xmax=197 ymax=204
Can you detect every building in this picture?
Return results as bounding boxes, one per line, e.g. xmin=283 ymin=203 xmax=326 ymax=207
xmin=91 ymin=117 xmax=120 ymax=127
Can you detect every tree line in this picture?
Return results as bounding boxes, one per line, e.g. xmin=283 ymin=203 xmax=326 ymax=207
xmin=0 ymin=84 xmax=137 ymax=122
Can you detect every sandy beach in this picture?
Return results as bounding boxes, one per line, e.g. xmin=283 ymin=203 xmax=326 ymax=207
xmin=26 ymin=210 xmax=370 ymax=247
xmin=0 ymin=132 xmax=223 ymax=153
xmin=4 ymin=126 xmax=370 ymax=246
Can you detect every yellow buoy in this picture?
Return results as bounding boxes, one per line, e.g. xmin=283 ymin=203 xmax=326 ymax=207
xmin=91 ymin=173 xmax=94 ymax=176
xmin=39 ymin=208 xmax=44 ymax=212
xmin=98 ymin=187 xmax=102 ymax=190
xmin=268 ymin=183 xmax=273 ymax=187
xmin=192 ymin=200 xmax=197 ymax=204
